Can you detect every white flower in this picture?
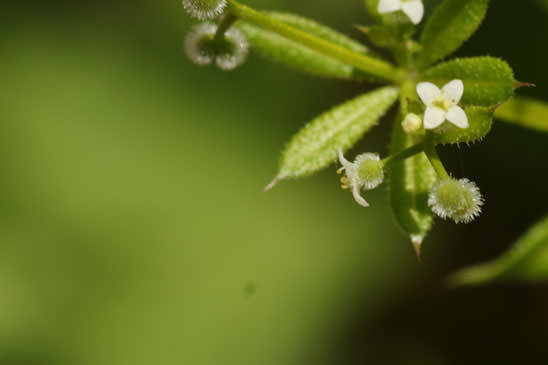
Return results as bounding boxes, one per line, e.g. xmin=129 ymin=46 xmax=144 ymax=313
xmin=416 ymin=79 xmax=469 ymax=130
xmin=337 ymin=149 xmax=384 ymax=208
xmin=377 ymin=0 xmax=424 ymax=24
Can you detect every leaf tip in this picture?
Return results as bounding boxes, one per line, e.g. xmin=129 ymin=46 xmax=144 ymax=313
xmin=263 ymin=175 xmax=281 ymax=192
xmin=411 ymin=235 xmax=423 ymax=262
xmin=515 ymin=81 xmax=536 ymax=89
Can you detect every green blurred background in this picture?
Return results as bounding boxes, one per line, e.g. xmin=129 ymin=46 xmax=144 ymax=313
xmin=1 ymin=0 xmax=548 ymax=364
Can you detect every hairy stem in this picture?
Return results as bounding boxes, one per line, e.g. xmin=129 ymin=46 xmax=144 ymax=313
xmin=227 ymin=0 xmax=402 ymax=82
xmin=424 ymin=137 xmax=449 ymax=179
xmin=382 ymin=143 xmax=424 ymax=168
xmin=215 ymin=13 xmax=238 ymax=42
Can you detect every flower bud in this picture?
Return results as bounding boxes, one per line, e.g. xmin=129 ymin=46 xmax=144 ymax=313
xmin=182 ymin=0 xmax=227 ymax=20
xmin=184 ymin=23 xmax=249 ymax=70
xmin=428 ymin=177 xmax=483 ymax=224
xmin=402 ymin=113 xmax=422 ymax=134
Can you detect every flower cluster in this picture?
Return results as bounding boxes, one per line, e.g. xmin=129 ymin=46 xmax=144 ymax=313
xmin=338 ymin=78 xmax=483 ymax=226
xmin=180 ymin=0 xmax=522 ymax=252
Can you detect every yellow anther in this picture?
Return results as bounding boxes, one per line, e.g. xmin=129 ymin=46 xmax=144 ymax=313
xmin=337 ymin=167 xmax=344 ymax=175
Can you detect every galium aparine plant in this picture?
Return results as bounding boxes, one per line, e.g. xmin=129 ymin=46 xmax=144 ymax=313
xmin=181 ymin=0 xmax=534 ymax=257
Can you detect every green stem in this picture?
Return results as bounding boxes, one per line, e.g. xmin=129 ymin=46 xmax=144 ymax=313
xmin=226 ymin=0 xmax=402 ymax=82
xmin=382 ymin=143 xmax=424 ymax=168
xmin=399 ymin=79 xmax=415 ymax=115
xmin=215 ymin=13 xmax=238 ymax=42
xmin=423 ymin=136 xmax=449 ymax=179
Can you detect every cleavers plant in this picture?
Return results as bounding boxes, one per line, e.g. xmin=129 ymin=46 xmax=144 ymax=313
xmin=182 ymin=0 xmax=546 ymax=260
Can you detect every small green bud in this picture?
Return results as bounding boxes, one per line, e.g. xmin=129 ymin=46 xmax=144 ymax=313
xmin=402 ymin=113 xmax=423 ymax=134
xmin=184 ymin=23 xmax=249 ymax=70
xmin=428 ymin=177 xmax=483 ymax=224
xmin=182 ymin=0 xmax=227 ymax=20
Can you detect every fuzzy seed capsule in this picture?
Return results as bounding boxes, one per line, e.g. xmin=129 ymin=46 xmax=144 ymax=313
xmin=184 ymin=23 xmax=217 ymax=66
xmin=215 ymin=27 xmax=249 ymax=70
xmin=182 ymin=0 xmax=227 ymax=20
xmin=428 ymin=177 xmax=483 ymax=224
xmin=355 ymin=153 xmax=384 ymax=190
xmin=184 ymin=23 xmax=249 ymax=70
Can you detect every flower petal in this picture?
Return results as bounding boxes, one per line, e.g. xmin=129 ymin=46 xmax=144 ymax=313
xmin=442 ymin=79 xmax=464 ymax=105
xmin=338 ymin=148 xmax=353 ymax=170
xmin=401 ymin=0 xmax=424 ymax=24
xmin=416 ymin=82 xmax=441 ymax=106
xmin=378 ymin=0 xmax=401 ymax=13
xmin=423 ymin=106 xmax=446 ymax=129
xmin=446 ymin=106 xmax=469 ymax=129
xmin=352 ymin=185 xmax=370 ymax=208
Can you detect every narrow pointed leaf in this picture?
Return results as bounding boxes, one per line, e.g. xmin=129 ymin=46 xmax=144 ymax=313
xmin=433 ymin=106 xmax=493 ymax=145
xmin=389 ymin=115 xmax=437 ymax=249
xmin=495 ymin=96 xmax=548 ymax=133
xmin=421 ymin=57 xmax=515 ymax=106
xmin=238 ymin=12 xmax=380 ymax=80
xmin=417 ymin=0 xmax=489 ymax=67
xmin=279 ymin=87 xmax=399 ymax=179
xmin=447 ymin=215 xmax=548 ymax=288
xmin=356 ymin=24 xmax=411 ymax=48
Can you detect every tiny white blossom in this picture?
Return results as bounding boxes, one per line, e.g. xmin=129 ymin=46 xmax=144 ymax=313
xmin=337 ymin=149 xmax=384 ymax=208
xmin=377 ymin=0 xmax=424 ymax=24
xmin=416 ymin=79 xmax=469 ymax=130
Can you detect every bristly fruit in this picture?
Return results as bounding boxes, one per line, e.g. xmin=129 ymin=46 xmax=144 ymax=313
xmin=182 ymin=0 xmax=227 ymax=20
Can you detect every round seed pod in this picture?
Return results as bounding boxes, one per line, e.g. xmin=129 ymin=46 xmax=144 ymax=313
xmin=428 ymin=177 xmax=483 ymax=224
xmin=182 ymin=0 xmax=227 ymax=20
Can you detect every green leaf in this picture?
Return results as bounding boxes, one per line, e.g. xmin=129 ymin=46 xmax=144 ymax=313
xmin=356 ymin=23 xmax=415 ymax=47
xmin=417 ymin=0 xmax=489 ymax=68
xmin=278 ymin=87 xmax=399 ymax=179
xmin=447 ymin=215 xmax=548 ymax=288
xmin=389 ymin=115 xmax=437 ymax=252
xmin=355 ymin=23 xmax=417 ymax=66
xmin=433 ymin=106 xmax=493 ymax=145
xmin=421 ymin=57 xmax=515 ymax=106
xmin=495 ymin=96 xmax=548 ymax=133
xmin=238 ymin=12 xmax=379 ymax=80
